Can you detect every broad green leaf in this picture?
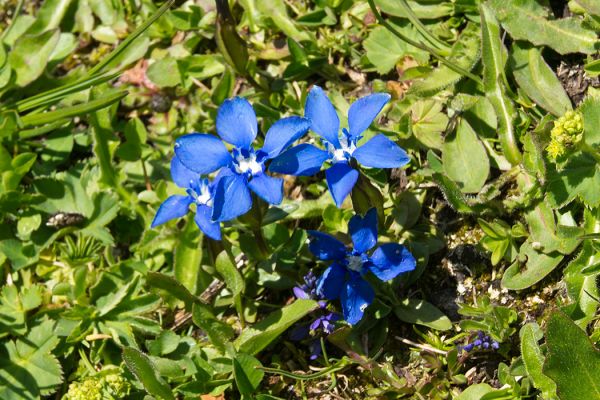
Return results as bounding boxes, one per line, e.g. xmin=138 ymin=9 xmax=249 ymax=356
xmin=543 ymin=312 xmax=600 ymax=400
xmin=26 ymin=0 xmax=74 ymax=35
xmin=115 ymin=117 xmax=147 ymax=161
xmin=510 ymin=42 xmax=572 ymax=117
xmin=488 ymin=0 xmax=598 ymax=54
xmin=456 ymin=383 xmax=494 ymax=400
xmin=411 ymin=99 xmax=449 ymax=149
xmin=480 ymin=3 xmax=521 ymax=166
xmin=525 ymin=203 xmax=581 ymax=255
xmin=146 ymin=272 xmax=199 ymax=309
xmin=174 ymin=219 xmax=205 ymax=296
xmin=192 ymin=303 xmax=234 ymax=354
xmin=256 ymin=0 xmax=310 ymax=42
xmin=233 ymin=353 xmax=264 ymax=396
xmin=215 ymin=251 xmax=244 ymax=297
xmin=147 ymin=57 xmax=181 ymax=88
xmin=393 ymin=298 xmax=452 ymax=330
xmin=376 ymin=0 xmax=453 ymax=19
xmin=0 ymin=285 xmax=42 ymax=335
xmin=0 ymin=319 xmax=63 ymax=399
xmin=502 ymin=241 xmax=563 ymax=290
xmin=546 ymin=153 xmax=600 ymax=208
xmin=123 ymin=347 xmax=175 ymax=400
xmin=235 ymin=299 xmax=319 ymax=355
xmin=520 ymin=323 xmax=557 ymax=400
xmin=364 ymin=23 xmax=429 ymax=74
xmin=9 ymin=29 xmax=59 ymax=87
xmin=442 ymin=118 xmax=489 ymax=193
xmin=408 ymin=22 xmax=480 ymax=96
xmin=576 ymin=0 xmax=600 ymax=15
xmin=580 ymin=96 xmax=600 ymax=148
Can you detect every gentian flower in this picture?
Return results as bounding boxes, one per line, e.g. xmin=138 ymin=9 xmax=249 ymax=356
xmin=174 ymin=97 xmax=310 ymax=221
xmin=310 ymin=208 xmax=416 ymax=325
xmin=270 ymin=86 xmax=410 ymax=207
xmin=151 ymin=156 xmax=221 ymax=240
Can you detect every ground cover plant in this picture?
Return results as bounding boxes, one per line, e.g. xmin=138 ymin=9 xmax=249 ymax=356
xmin=1 ymin=0 xmax=600 ymax=398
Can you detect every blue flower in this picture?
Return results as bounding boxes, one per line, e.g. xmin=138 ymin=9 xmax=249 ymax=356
xmin=310 ymin=208 xmax=416 ymax=325
xmin=270 ymin=86 xmax=410 ymax=207
xmin=459 ymin=331 xmax=500 ymax=353
xmin=174 ymin=97 xmax=310 ymax=221
xmin=151 ymin=156 xmax=221 ymax=240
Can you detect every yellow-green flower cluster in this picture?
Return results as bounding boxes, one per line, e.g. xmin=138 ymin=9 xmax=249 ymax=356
xmin=546 ymin=110 xmax=584 ymax=159
xmin=64 ymin=371 xmax=130 ymax=400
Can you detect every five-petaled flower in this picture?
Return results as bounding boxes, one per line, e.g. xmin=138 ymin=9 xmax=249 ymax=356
xmin=310 ymin=208 xmax=416 ymax=325
xmin=270 ymin=86 xmax=410 ymax=207
xmin=151 ymin=156 xmax=222 ymax=240
xmin=174 ymin=97 xmax=310 ymax=221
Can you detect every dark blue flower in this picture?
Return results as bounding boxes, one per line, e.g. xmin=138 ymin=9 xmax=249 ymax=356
xmin=173 ymin=97 xmax=310 ymax=221
xmin=310 ymin=208 xmax=416 ymax=325
xmin=270 ymin=86 xmax=410 ymax=207
xmin=459 ymin=331 xmax=500 ymax=353
xmin=151 ymin=156 xmax=221 ymax=240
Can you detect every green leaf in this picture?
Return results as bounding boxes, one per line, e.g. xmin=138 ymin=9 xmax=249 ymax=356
xmin=393 ymin=298 xmax=452 ymax=330
xmin=20 ymin=90 xmax=127 ymax=128
xmin=233 ymin=353 xmax=264 ymax=396
xmin=192 ymin=302 xmax=234 ymax=354
xmin=580 ymin=96 xmax=600 ymax=148
xmin=575 ymin=0 xmax=600 ymax=16
xmin=0 ymin=319 xmax=63 ymax=399
xmin=480 ymin=3 xmax=521 ymax=166
xmin=488 ymin=0 xmax=598 ymax=54
xmin=502 ymin=241 xmax=563 ymax=290
xmin=235 ymin=299 xmax=319 ymax=355
xmin=520 ymin=323 xmax=558 ymax=400
xmin=9 ymin=29 xmax=59 ymax=87
xmin=376 ymin=0 xmax=453 ymax=19
xmin=510 ymin=42 xmax=572 ymax=117
xmin=442 ymin=118 xmax=490 ymax=193
xmin=146 ymin=272 xmax=199 ymax=309
xmin=26 ymin=0 xmax=74 ymax=35
xmin=543 ymin=312 xmax=600 ymax=400
xmin=123 ymin=347 xmax=175 ymax=400
xmin=147 ymin=57 xmax=181 ymax=88
xmin=525 ymin=203 xmax=581 ymax=255
xmin=546 ymin=153 xmax=600 ymax=208
xmin=215 ymin=251 xmax=245 ymax=298
xmin=364 ymin=23 xmax=428 ymax=74
xmin=456 ymin=383 xmax=494 ymax=400
xmin=410 ymin=100 xmax=449 ymax=149
xmin=0 ymin=285 xmax=42 ymax=335
xmin=255 ymin=0 xmax=309 ymax=42
xmin=408 ymin=22 xmax=480 ymax=96
xmin=174 ymin=219 xmax=205 ymax=296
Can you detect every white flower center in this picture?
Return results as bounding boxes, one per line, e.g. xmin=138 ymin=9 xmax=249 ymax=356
xmin=326 ymin=135 xmax=356 ymax=163
xmin=346 ymin=255 xmax=363 ymax=272
xmin=189 ymin=181 xmax=213 ymax=206
xmin=234 ymin=152 xmax=263 ymax=176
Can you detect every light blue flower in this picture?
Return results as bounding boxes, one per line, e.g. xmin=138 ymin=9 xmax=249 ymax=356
xmin=151 ymin=156 xmax=221 ymax=240
xmin=309 ymin=208 xmax=416 ymax=325
xmin=174 ymin=97 xmax=310 ymax=221
xmin=270 ymin=85 xmax=410 ymax=207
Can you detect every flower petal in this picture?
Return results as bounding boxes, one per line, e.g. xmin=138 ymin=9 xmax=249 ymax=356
xmin=325 ymin=162 xmax=359 ymax=208
xmin=293 ymin=287 xmax=310 ymax=300
xmin=353 ymin=134 xmax=410 ymax=169
xmin=212 ymin=174 xmax=252 ymax=221
xmin=348 ymin=208 xmax=378 ymax=253
xmin=367 ymin=243 xmax=416 ymax=281
xmin=340 ymin=274 xmax=374 ymax=325
xmin=348 ymin=93 xmax=390 ymax=139
xmin=194 ymin=204 xmax=221 ymax=240
xmin=151 ymin=195 xmax=192 ymax=227
xmin=248 ymin=173 xmax=283 ymax=205
xmin=269 ymin=143 xmax=329 ymax=176
xmin=175 ymin=133 xmax=231 ymax=174
xmin=307 ymin=231 xmax=347 ymax=261
xmin=305 ymin=85 xmax=340 ymax=147
xmin=261 ymin=116 xmax=311 ymax=159
xmin=216 ymin=97 xmax=258 ymax=149
xmin=316 ymin=263 xmax=346 ymax=300
xmin=170 ymin=156 xmax=198 ymax=188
